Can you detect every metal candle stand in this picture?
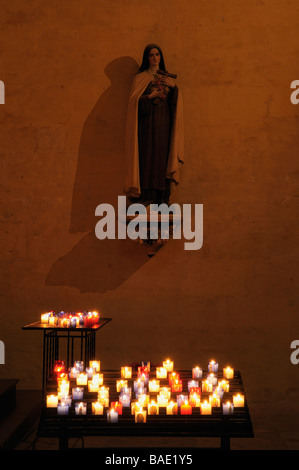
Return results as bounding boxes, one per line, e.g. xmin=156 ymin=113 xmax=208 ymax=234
xmin=22 ymin=318 xmax=112 ymax=397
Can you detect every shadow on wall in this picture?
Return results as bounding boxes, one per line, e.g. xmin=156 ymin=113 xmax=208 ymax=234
xmin=45 ymin=56 xmax=151 ymax=294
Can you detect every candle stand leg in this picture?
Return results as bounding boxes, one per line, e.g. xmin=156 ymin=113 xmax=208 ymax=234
xmin=59 ymin=435 xmax=69 ymax=450
xmin=220 ymin=436 xmax=230 ymax=450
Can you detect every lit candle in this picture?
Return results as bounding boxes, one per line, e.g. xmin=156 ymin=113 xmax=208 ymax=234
xmin=159 ymin=387 xmax=171 ymax=400
xmin=148 ymin=401 xmax=159 ymax=415
xmin=70 ymin=316 xmax=77 ymax=328
xmin=88 ymin=381 xmax=100 ymax=392
xmin=208 ymin=360 xmax=218 ymax=373
xmin=92 ymin=402 xmax=104 ymax=415
xmin=57 ymin=403 xmax=69 ymax=415
xmin=201 ymin=380 xmax=213 ymax=393
xmin=138 ymin=366 xmax=149 ymax=378
xmin=121 ymin=366 xmax=132 ymax=379
xmin=90 ymin=373 xmax=103 ymax=386
xmin=233 ymin=393 xmax=245 ymax=407
xmin=119 ymin=394 xmax=131 ymax=407
xmin=189 ymin=386 xmax=201 ymax=396
xmin=77 ymin=373 xmax=88 ymax=386
xmin=120 ymin=386 xmax=132 ymax=397
xmin=98 ymin=386 xmax=109 ymax=398
xmin=222 ymin=401 xmax=234 ymax=415
xmin=98 ymin=396 xmax=109 ymax=407
xmin=157 ymin=395 xmax=169 ymax=407
xmin=75 ymin=402 xmax=87 ymax=415
xmin=92 ymin=311 xmax=100 ymax=325
xmin=200 ymin=401 xmax=212 ymax=415
xmin=176 ymin=394 xmax=189 ymax=407
xmin=214 ymin=386 xmax=224 ymax=399
xmin=166 ymin=401 xmax=178 ymax=415
xmin=207 ymin=373 xmax=218 ymax=386
xmin=72 ymin=387 xmax=84 ymax=400
xmin=171 ymin=379 xmax=183 ymax=393
xmin=49 ymin=316 xmax=58 ymax=326
xmin=41 ymin=313 xmax=50 ymax=324
xmin=134 ymin=380 xmax=146 ymax=395
xmin=111 ymin=401 xmax=123 ymax=415
xmin=149 ymin=380 xmax=160 ymax=393
xmin=189 ymin=393 xmax=201 ymax=407
xmin=86 ymin=367 xmax=94 ymax=379
xmin=59 ymin=394 xmax=72 ymax=406
xmin=58 ymin=380 xmax=70 ymax=395
xmin=168 ymin=372 xmax=180 ymax=385
xmin=90 ymin=360 xmax=101 ymax=372
xmin=223 ymin=366 xmax=234 ymax=379
xmin=69 ymin=367 xmax=80 ymax=379
xmin=156 ymin=367 xmax=167 ymax=379
xmin=218 ymin=380 xmax=229 ymax=392
xmin=137 ymin=394 xmax=149 ymax=406
xmin=181 ymin=401 xmax=192 ymax=415
xmin=131 ymin=402 xmax=143 ymax=415
xmin=74 ymin=361 xmax=84 ymax=372
xmin=117 ymin=380 xmax=128 ymax=393
xmin=46 ymin=394 xmax=58 ymax=408
xmin=135 ymin=410 xmax=147 ymax=423
xmin=163 ymin=359 xmax=174 ymax=372
xmin=107 ymin=408 xmax=118 ymax=423
xmin=192 ymin=366 xmax=203 ymax=379
xmin=188 ymin=380 xmax=199 ymax=392
xmin=209 ymin=393 xmax=220 ymax=407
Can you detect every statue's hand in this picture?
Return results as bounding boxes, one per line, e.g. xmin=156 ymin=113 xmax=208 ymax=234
xmin=161 ymin=76 xmax=175 ymax=88
xmin=149 ymin=88 xmax=164 ymax=99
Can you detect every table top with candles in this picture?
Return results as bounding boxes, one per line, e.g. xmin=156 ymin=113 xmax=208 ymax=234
xmin=22 ymin=317 xmax=112 ymax=331
xmin=37 ymin=365 xmax=254 ymax=444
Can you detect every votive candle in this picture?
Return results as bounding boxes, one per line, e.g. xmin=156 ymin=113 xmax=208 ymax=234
xmin=223 ymin=366 xmax=234 ymax=379
xmin=92 ymin=402 xmax=104 ymax=415
xmin=200 ymin=401 xmax=212 ymax=415
xmin=233 ymin=393 xmax=244 ymax=407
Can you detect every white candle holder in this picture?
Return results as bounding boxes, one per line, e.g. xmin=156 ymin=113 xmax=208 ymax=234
xmin=57 ymin=403 xmax=69 ymax=415
xmin=75 ymin=402 xmax=87 ymax=415
xmin=222 ymin=402 xmax=234 ymax=415
xmin=192 ymin=366 xmax=203 ymax=379
xmin=107 ymin=409 xmax=118 ymax=423
xmin=72 ymin=387 xmax=84 ymax=400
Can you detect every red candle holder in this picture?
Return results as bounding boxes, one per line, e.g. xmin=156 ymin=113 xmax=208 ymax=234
xmin=53 ymin=361 xmax=65 ymax=375
xmin=111 ymin=401 xmax=123 ymax=415
xmin=171 ymin=380 xmax=183 ymax=393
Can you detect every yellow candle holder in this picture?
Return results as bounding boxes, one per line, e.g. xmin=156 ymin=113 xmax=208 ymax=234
xmin=156 ymin=367 xmax=167 ymax=379
xmin=223 ymin=366 xmax=234 ymax=379
xmin=149 ymin=380 xmax=160 ymax=393
xmin=89 ymin=360 xmax=101 ymax=372
xmin=77 ymin=373 xmax=88 ymax=386
xmin=46 ymin=394 xmax=58 ymax=407
xmin=92 ymin=402 xmax=104 ymax=415
xmin=163 ymin=359 xmax=174 ymax=372
xmin=135 ymin=410 xmax=147 ymax=423
xmin=116 ymin=379 xmax=128 ymax=392
xmin=148 ymin=401 xmax=159 ymax=415
xmin=166 ymin=401 xmax=178 ymax=415
xmin=121 ymin=366 xmax=132 ymax=379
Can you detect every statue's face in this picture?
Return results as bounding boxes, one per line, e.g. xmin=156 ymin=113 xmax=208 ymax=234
xmin=148 ymin=48 xmax=160 ymax=68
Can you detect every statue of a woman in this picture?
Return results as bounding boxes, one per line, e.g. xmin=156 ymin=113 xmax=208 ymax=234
xmin=124 ymin=44 xmax=184 ymax=206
